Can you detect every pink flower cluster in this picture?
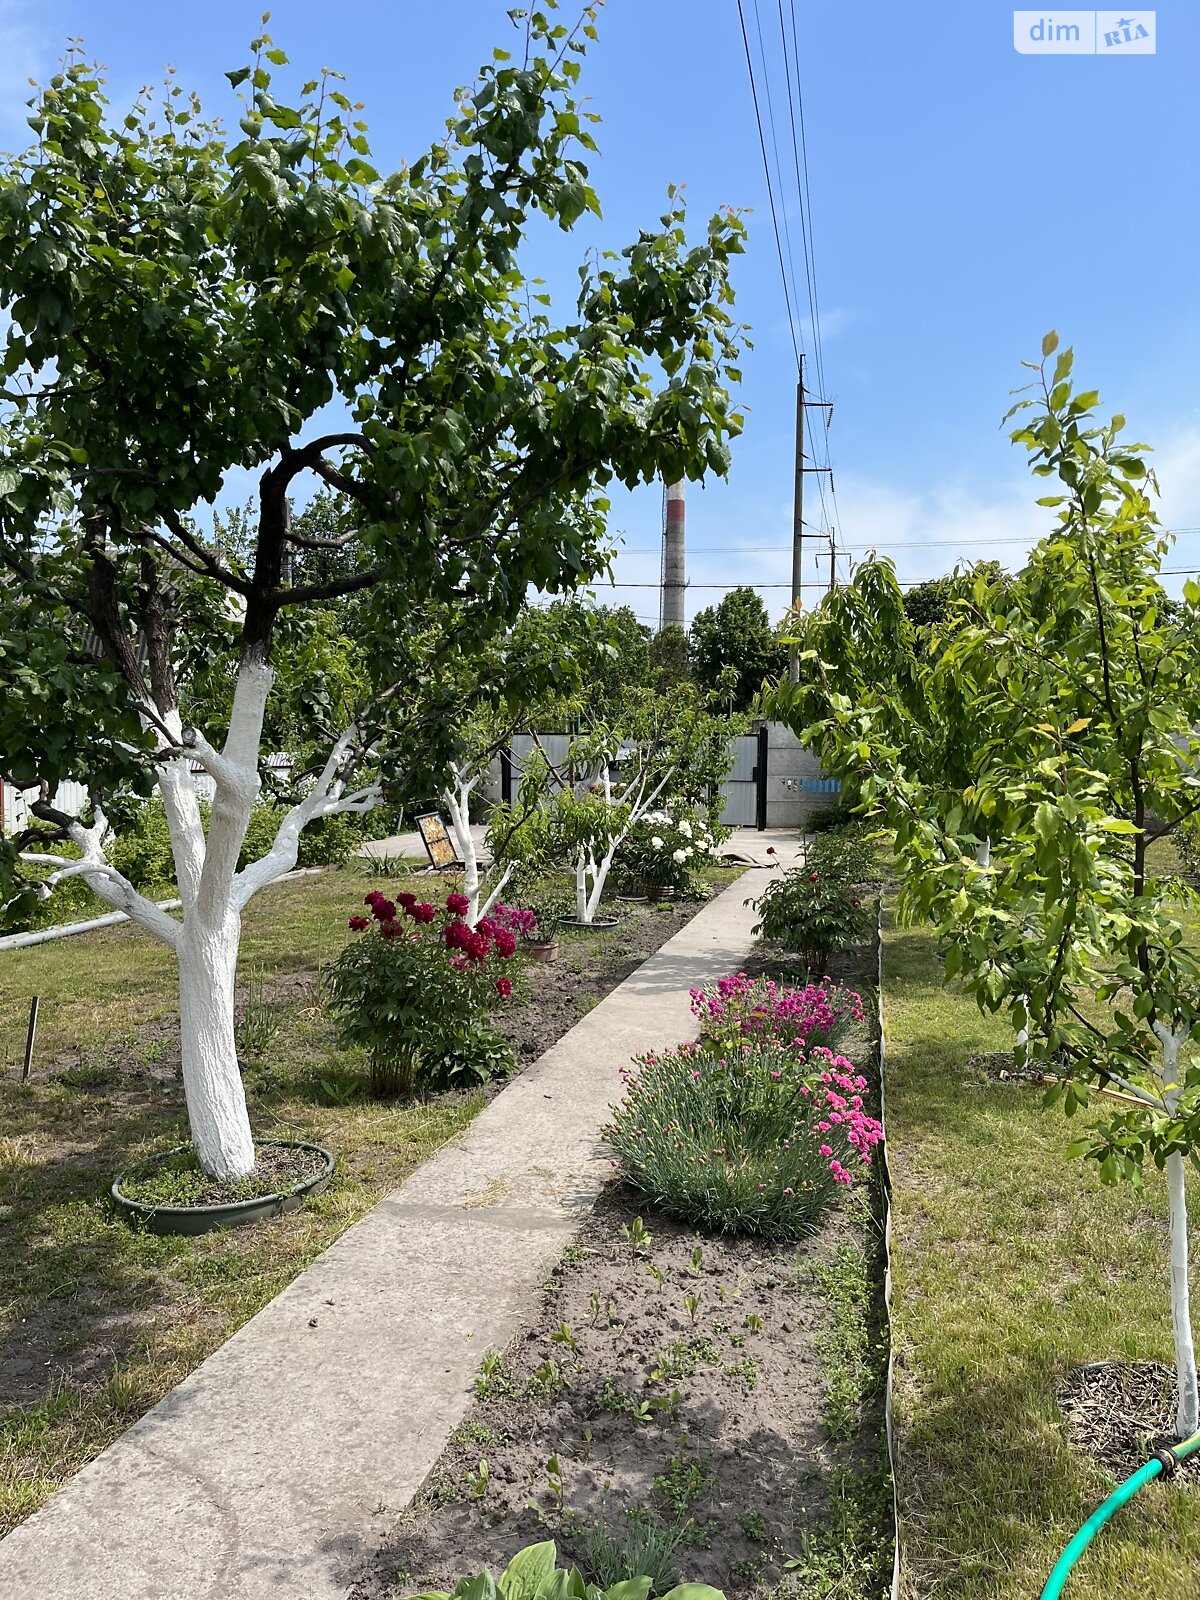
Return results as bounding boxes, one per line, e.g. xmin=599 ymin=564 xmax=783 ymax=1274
xmin=689 ymin=972 xmax=864 ymax=1053
xmin=806 ymin=1047 xmax=882 ymax=1181
xmin=491 ymin=903 xmax=540 ymax=939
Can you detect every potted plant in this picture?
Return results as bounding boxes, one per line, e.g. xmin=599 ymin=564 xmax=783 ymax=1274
xmin=520 ymin=893 xmax=571 ymax=963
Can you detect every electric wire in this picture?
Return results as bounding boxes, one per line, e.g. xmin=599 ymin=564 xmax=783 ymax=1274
xmin=735 ymin=0 xmax=802 ymax=373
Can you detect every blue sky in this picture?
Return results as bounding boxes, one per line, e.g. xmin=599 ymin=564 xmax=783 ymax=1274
xmin=3 ymin=1 xmax=1196 ymax=621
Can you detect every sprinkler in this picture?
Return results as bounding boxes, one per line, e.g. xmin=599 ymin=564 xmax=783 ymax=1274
xmin=1041 ymin=1429 xmax=1200 ymax=1597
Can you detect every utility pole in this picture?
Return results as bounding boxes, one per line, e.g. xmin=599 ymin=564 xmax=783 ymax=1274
xmin=788 ymin=359 xmax=805 ymax=683
xmin=829 ymin=531 xmax=836 ymax=595
xmin=788 ymin=355 xmax=834 ymax=683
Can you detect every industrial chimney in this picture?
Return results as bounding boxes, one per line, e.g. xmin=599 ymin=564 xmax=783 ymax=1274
xmin=660 ymin=479 xmax=686 ymax=629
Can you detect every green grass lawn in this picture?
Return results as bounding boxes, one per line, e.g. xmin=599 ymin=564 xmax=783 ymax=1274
xmin=885 ymin=912 xmax=1200 ymax=1599
xmin=0 ymin=859 xmax=737 ymax=1535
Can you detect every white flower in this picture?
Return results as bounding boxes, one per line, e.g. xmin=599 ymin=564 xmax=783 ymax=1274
xmin=672 ymin=848 xmax=688 ymax=864
xmin=677 ymin=819 xmax=692 ymax=838
xmin=700 ymin=834 xmax=712 ymax=847
xmin=651 ymin=836 xmax=665 ymax=850
xmin=684 ymin=847 xmax=693 ymax=858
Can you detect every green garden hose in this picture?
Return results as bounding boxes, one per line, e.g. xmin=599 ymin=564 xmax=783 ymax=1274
xmin=1040 ymin=1429 xmax=1200 ymax=1598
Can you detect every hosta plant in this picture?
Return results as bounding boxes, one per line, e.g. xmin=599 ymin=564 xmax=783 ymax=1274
xmin=406 ymin=1539 xmax=723 ymax=1600
xmin=606 ymin=1040 xmax=881 ymax=1239
xmin=326 ymin=890 xmax=517 ymax=1096
xmin=689 ymin=973 xmax=865 ymax=1056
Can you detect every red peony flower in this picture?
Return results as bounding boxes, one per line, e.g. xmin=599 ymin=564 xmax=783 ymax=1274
xmin=494 ymin=928 xmax=516 ymax=959
xmin=380 ymin=921 xmax=402 ymax=939
xmin=412 ymin=902 xmax=436 ymax=924
xmin=766 ymin=846 xmax=776 ymax=855
xmin=348 ymin=915 xmax=370 ymax=931
xmin=444 ymin=919 xmax=472 ymax=950
xmin=476 ymin=917 xmax=497 ymax=939
xmin=445 ymin=891 xmax=470 ymax=915
xmin=397 ymin=891 xmax=417 ymax=912
xmin=808 ymin=873 xmax=818 ymax=884
xmin=466 ymin=931 xmax=491 ymax=962
xmin=371 ymin=897 xmax=397 ymax=922
xmin=495 ymin=976 xmax=512 ymax=998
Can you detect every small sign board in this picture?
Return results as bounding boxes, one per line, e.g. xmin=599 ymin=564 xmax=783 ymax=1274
xmin=415 ymin=812 xmax=460 ymax=870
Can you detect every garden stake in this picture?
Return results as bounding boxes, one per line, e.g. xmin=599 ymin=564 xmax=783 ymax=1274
xmin=22 ymin=995 xmax=39 ymax=1081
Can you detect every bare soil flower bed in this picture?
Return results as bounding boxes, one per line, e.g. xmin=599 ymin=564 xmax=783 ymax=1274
xmin=350 ymin=1187 xmax=891 ymax=1600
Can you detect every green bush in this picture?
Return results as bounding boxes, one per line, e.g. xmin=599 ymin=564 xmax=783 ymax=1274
xmin=107 ymin=799 xmax=178 ymax=889
xmin=326 ymin=888 xmax=518 ymax=1096
xmin=403 ymin=1539 xmax=723 ymax=1600
xmin=296 ymin=813 xmax=358 ymax=867
xmin=1178 ymin=814 xmax=1200 ymax=883
xmin=606 ymin=1040 xmax=881 ymax=1239
xmin=805 ymin=793 xmax=855 ymax=833
xmin=750 ymin=859 xmax=874 ymax=966
xmin=804 ymin=826 xmax=881 ymax=886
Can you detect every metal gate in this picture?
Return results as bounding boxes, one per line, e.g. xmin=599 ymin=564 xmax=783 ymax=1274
xmin=718 ymin=730 xmax=765 ymax=828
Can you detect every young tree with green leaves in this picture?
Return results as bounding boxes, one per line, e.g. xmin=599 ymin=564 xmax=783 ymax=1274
xmin=773 ymin=338 xmax=1200 ymax=1435
xmin=689 ymin=584 xmax=786 ymax=711
xmin=0 ymin=10 xmax=745 ymax=1178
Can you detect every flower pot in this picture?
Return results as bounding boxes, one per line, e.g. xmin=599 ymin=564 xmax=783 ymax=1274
xmin=111 ymin=1139 xmax=334 ymax=1237
xmin=524 ymin=938 xmax=559 ymax=964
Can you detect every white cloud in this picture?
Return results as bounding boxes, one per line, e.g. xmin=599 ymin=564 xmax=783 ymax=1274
xmin=817 ymin=306 xmax=859 ymax=341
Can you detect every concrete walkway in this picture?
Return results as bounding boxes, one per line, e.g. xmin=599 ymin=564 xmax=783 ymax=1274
xmin=0 ymin=846 xmax=803 ymax=1600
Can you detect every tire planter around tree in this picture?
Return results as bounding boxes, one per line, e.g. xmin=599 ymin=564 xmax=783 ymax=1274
xmin=111 ymin=1139 xmax=334 ymax=1237
xmin=560 ymin=915 xmax=620 ymax=931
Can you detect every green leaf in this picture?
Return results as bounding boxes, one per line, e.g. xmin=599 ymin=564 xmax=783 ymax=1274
xmin=659 ymin=1587 xmax=726 ymax=1600
xmin=605 ymin=1582 xmax=651 ymax=1600
xmin=1042 ymin=330 xmax=1060 ymax=357
xmin=500 ymin=1545 xmax=558 ymax=1600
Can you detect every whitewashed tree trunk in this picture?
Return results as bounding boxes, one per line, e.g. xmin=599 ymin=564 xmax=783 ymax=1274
xmin=443 ymin=766 xmax=512 ymax=928
xmin=1154 ymin=1020 xmax=1199 ymax=1437
xmin=22 ymin=659 xmax=384 ymax=1180
xmin=177 ymin=910 xmax=255 ymax=1179
xmin=570 ymin=765 xmax=674 ymax=925
xmin=1167 ymin=1149 xmax=1198 ymax=1437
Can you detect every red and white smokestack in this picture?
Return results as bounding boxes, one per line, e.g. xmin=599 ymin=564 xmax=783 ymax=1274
xmin=661 ymin=479 xmax=686 ymax=630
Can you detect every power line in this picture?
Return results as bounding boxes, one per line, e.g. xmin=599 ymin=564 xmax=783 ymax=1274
xmin=615 ymin=528 xmax=1200 ymax=554
xmin=735 ymin=0 xmax=801 ymax=372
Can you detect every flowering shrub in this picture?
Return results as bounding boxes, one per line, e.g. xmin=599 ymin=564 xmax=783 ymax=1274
xmin=606 ymin=1038 xmax=882 ymax=1238
xmin=613 ymin=804 xmax=728 ymax=895
xmin=689 ymin=972 xmax=865 ymax=1056
xmin=489 ymin=902 xmax=540 ymax=940
xmin=750 ymin=861 xmax=875 ymax=967
xmin=326 ymin=889 xmax=517 ymax=1095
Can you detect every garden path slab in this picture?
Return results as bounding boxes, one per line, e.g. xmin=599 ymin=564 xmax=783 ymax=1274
xmin=0 ymin=847 xmax=803 ymax=1600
